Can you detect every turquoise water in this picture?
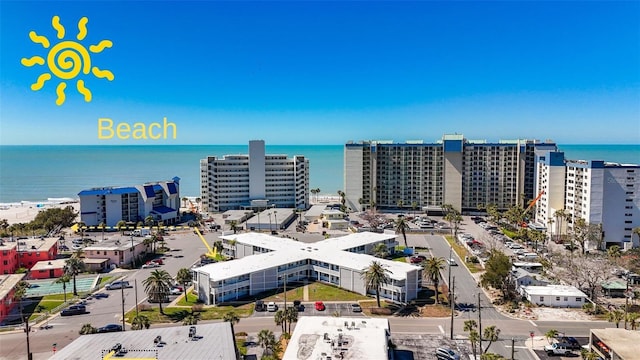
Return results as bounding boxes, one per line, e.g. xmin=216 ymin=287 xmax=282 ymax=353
xmin=0 ymin=144 xmax=638 ymax=203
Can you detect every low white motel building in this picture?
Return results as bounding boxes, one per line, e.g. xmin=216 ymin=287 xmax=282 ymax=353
xmin=193 ymin=232 xmax=422 ymax=305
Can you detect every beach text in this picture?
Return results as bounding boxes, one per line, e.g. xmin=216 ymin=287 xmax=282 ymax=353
xmin=98 ymin=117 xmax=177 ymax=140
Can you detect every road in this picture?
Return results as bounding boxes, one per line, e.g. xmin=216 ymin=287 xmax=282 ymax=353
xmin=0 ymin=222 xmax=612 ymax=360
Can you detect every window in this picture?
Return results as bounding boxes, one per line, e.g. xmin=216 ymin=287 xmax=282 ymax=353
xmin=556 ymin=296 xmax=560 ymax=301
xmin=564 ymin=297 xmax=568 ymax=301
xmin=576 ymin=297 xmax=582 ymax=302
xmin=540 ymin=296 xmax=544 ymax=302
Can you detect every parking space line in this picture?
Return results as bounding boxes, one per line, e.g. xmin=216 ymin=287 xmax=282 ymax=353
xmin=529 ymin=320 xmax=538 ymax=327
xmin=438 ymin=325 xmax=445 ymax=335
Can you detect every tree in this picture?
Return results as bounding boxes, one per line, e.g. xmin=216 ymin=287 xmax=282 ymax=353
xmin=372 ymin=243 xmax=389 ymax=259
xmin=396 ymin=199 xmax=404 ymax=209
xmin=545 ymin=329 xmax=558 ymax=344
xmin=284 ymin=306 xmax=298 ymax=334
xmin=485 ymin=204 xmax=500 ymax=224
xmin=55 ymin=274 xmax=71 ymax=302
xmin=607 ymin=309 xmax=625 ymax=328
xmin=422 ymin=257 xmax=445 ymax=304
xmin=394 ymin=216 xmax=410 ymax=247
xmin=482 ymin=325 xmax=501 ymax=353
xmin=176 ymin=268 xmax=192 ymax=302
xmin=116 ymin=220 xmax=127 ymax=235
xmin=608 ymin=245 xmax=622 ymax=265
xmin=580 ymin=349 xmax=600 ymax=360
xmin=65 ymin=257 xmax=85 ymax=296
xmin=480 ymin=250 xmax=513 ymax=299
xmin=30 ymin=206 xmax=78 ymax=233
xmin=230 ymin=220 xmax=239 ymax=234
xmin=626 ymin=312 xmax=640 ymax=330
xmin=79 ymin=323 xmax=97 ymax=335
xmin=144 ymin=215 xmax=155 ymax=229
xmin=223 ymin=311 xmax=240 ymax=326
xmin=443 ymin=206 xmax=462 ymax=236
xmin=464 ymin=320 xmax=479 ymax=359
xmin=131 ymin=314 xmax=150 ymax=330
xmin=274 ymin=310 xmax=286 ymax=333
xmin=554 ymin=209 xmax=568 ymax=244
xmin=362 ymin=261 xmax=391 ymax=307
xmin=411 ymin=202 xmax=418 ymax=217
xmin=142 ymin=269 xmax=172 ymax=314
xmin=570 ymin=218 xmax=590 ymax=255
xmin=0 ymin=218 xmax=9 ymax=236
xmin=258 ymin=329 xmax=277 ymax=354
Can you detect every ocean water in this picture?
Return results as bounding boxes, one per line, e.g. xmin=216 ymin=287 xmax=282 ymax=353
xmin=0 ymin=144 xmax=638 ymax=203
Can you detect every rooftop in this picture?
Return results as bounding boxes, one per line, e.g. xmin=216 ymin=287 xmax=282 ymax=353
xmin=283 ymin=317 xmax=390 ymax=360
xmin=31 ymin=258 xmax=67 ymax=271
xmin=49 ymin=322 xmax=237 ymax=360
xmin=522 ymin=285 xmax=587 ymax=297
xmin=591 ymin=328 xmax=640 ymax=360
xmin=0 ymin=274 xmax=26 ymax=301
xmin=0 ymin=236 xmax=58 ymax=252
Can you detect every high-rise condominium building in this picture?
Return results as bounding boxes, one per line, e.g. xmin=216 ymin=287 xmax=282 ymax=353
xmin=535 ymin=153 xmax=640 ymax=249
xmin=344 ymin=134 xmax=557 ymax=213
xmin=200 ymin=140 xmax=309 ymax=212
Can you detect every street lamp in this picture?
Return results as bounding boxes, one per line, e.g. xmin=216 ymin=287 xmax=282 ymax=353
xmin=268 ymin=213 xmax=272 ymax=232
xmin=130 ymin=235 xmax=135 ymax=268
xmin=274 ymin=211 xmax=278 ymax=232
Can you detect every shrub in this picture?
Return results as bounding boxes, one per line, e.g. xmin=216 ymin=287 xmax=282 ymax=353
xmin=235 ymin=331 xmax=248 ymax=337
xmin=371 ymin=307 xmax=393 ymax=315
xmin=191 ymin=304 xmax=204 ymax=313
xmin=138 ymin=304 xmax=152 ymax=311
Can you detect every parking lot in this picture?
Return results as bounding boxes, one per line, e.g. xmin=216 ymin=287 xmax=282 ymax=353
xmin=251 ymin=301 xmax=366 ymax=318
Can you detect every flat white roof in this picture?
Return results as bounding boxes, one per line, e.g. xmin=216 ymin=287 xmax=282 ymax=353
xmin=283 ymin=317 xmax=390 ymax=360
xmin=522 ymin=285 xmax=587 ymax=297
xmin=305 ymin=205 xmax=326 ymax=218
xmin=204 ymin=232 xmax=419 ymax=282
xmin=31 ymin=259 xmax=67 ymax=271
xmin=591 ymin=328 xmax=640 ymax=360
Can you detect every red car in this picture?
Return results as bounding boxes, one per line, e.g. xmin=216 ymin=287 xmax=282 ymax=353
xmin=315 ymin=301 xmax=326 ymax=311
xmin=410 ymin=255 xmax=427 ymax=264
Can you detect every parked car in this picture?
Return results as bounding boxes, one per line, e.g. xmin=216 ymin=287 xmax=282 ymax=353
xmin=93 ymin=292 xmax=109 ymax=299
xmin=253 ymin=300 xmax=266 ymax=312
xmin=170 ymin=287 xmax=182 ymax=295
xmin=60 ymin=305 xmax=87 ymax=316
xmin=97 ymin=324 xmax=123 ymax=333
xmin=436 ymin=347 xmax=460 ymax=360
xmin=293 ymin=300 xmax=304 ymax=311
xmin=105 ymin=281 xmax=131 ymax=290
xmin=558 ymin=337 xmax=581 ymax=350
xmin=142 ymin=263 xmax=160 ymax=269
xmin=315 ymin=301 xmax=326 ymax=311
xmin=410 ymin=255 xmax=427 ymax=264
xmin=447 ymin=258 xmax=458 ymax=266
xmin=351 ymin=303 xmax=362 ymax=312
xmin=545 ymin=343 xmax=572 ymax=356
xmin=267 ymin=302 xmax=278 ymax=312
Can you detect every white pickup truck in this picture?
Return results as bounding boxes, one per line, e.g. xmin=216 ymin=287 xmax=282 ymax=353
xmin=544 ymin=343 xmax=572 ymax=356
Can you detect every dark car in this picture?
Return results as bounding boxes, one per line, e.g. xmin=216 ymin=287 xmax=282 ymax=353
xmin=254 ymin=300 xmax=266 ymax=312
xmin=97 ymin=324 xmax=123 ymax=333
xmin=93 ymin=292 xmax=109 ymax=299
xmin=292 ymin=300 xmax=304 ymax=311
xmin=60 ymin=305 xmax=87 ymax=316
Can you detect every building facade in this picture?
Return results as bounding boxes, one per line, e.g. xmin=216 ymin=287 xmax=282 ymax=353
xmin=0 ymin=274 xmax=25 ymax=324
xmin=193 ymin=232 xmax=421 ymax=305
xmin=200 ymin=140 xmax=309 ymax=212
xmin=0 ymin=237 xmax=58 ymax=274
xmin=344 ymin=135 xmax=557 ymax=212
xmin=84 ymin=239 xmax=148 ymax=269
xmin=535 ymin=154 xmax=640 ymax=249
xmin=78 ymin=178 xmax=181 ymax=227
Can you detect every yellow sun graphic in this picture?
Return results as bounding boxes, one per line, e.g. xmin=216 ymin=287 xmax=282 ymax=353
xmin=21 ymin=15 xmax=114 ymax=106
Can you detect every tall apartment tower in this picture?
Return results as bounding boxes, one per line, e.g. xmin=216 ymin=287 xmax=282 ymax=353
xmin=536 ymin=155 xmax=640 ymax=249
xmin=200 ymin=140 xmax=310 ymax=212
xmin=344 ymin=134 xmax=557 ymax=213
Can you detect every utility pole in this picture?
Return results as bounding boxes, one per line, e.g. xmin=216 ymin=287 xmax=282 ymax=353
xmin=135 ymin=279 xmax=139 ymax=317
xmin=450 ymin=276 xmax=455 ymax=340
xmin=478 ymin=292 xmax=482 ymax=353
xmin=447 ymin=246 xmax=452 ymax=297
xmin=511 ymin=338 xmax=515 ymax=360
xmin=121 ymin=282 xmax=126 ymax=331
xmin=21 ymin=309 xmax=32 ymax=360
xmin=624 ymin=276 xmax=631 ymax=329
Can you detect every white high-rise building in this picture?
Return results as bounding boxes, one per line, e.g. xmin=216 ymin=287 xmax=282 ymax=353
xmin=535 ymin=154 xmax=640 ymax=249
xmin=200 ymin=140 xmax=309 ymax=212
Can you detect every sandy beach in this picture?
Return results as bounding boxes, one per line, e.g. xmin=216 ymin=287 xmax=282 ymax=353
xmin=0 ymin=200 xmax=80 ymax=225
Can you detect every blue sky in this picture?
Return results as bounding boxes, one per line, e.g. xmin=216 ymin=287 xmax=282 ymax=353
xmin=1 ymin=1 xmax=639 ymax=145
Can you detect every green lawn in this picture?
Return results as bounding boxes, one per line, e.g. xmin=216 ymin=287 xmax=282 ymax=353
xmin=175 ymin=291 xmax=201 ymax=306
xmin=27 ymin=299 xmax=65 ymax=321
xmin=98 ymin=276 xmax=114 ymax=288
xmin=304 ymin=282 xmax=369 ymax=302
xmin=125 ymin=304 xmax=253 ymax=324
xmin=392 ymin=256 xmax=407 ymax=263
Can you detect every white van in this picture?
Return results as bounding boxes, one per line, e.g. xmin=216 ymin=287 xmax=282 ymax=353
xmin=518 ymin=252 xmax=538 ymax=261
xmin=132 ymin=229 xmax=151 ymax=237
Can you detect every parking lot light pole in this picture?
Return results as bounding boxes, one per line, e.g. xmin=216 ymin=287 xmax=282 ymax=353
xmin=450 ymin=276 xmax=455 ymax=340
xmin=121 ymin=283 xmax=126 ymax=331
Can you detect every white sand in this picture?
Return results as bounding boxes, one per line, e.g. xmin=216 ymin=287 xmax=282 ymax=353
xmin=0 ymin=200 xmax=80 ymax=225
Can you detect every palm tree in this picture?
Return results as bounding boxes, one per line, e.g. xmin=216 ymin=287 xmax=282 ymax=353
xmin=223 ymin=311 xmax=240 ymax=326
xmin=362 ymin=261 xmax=391 ymax=307
xmin=258 ymin=329 xmax=276 ymax=354
xmin=482 ymin=325 xmax=501 ymax=353
xmin=144 ymin=215 xmax=155 ymax=229
xmin=79 ymin=323 xmax=97 ymax=335
xmin=422 ymin=257 xmax=445 ymax=304
xmin=411 ymin=202 xmax=418 ymax=217
xmin=131 ymin=314 xmax=150 ymax=330
xmin=142 ymin=269 xmax=172 ymax=315
xmin=65 ymin=257 xmax=85 ymax=296
xmin=394 ymin=216 xmax=409 ymax=247
xmin=464 ymin=320 xmax=479 ymax=359
xmin=544 ymin=329 xmax=558 ymax=344
xmin=274 ymin=310 xmax=286 ymax=333
xmin=372 ymin=243 xmax=389 ymax=258
xmin=284 ymin=306 xmax=298 ymax=333
xmin=55 ymin=274 xmax=71 ymax=302
xmin=176 ymin=268 xmax=192 ymax=302
xmin=626 ymin=312 xmax=640 ymax=330
xmin=580 ymin=350 xmax=600 ymax=360
xmin=607 ymin=309 xmax=625 ymax=328
xmin=397 ymin=199 xmax=404 ymax=210
xmin=183 ymin=313 xmax=200 ymax=325
xmin=230 ymin=220 xmax=239 ymax=234
xmin=116 ymin=220 xmax=127 ymax=235
xmin=554 ymin=209 xmax=568 ymax=243
xmin=608 ymin=245 xmax=622 ymax=265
